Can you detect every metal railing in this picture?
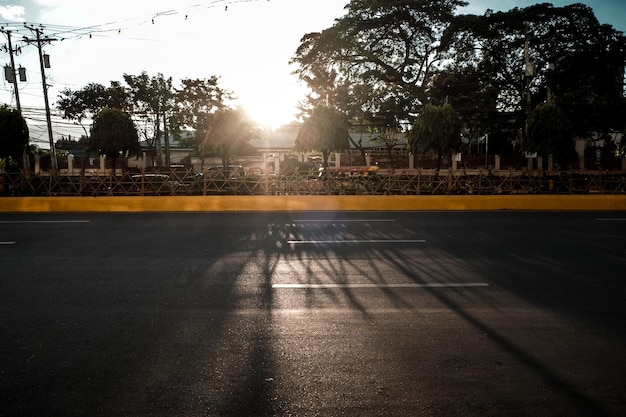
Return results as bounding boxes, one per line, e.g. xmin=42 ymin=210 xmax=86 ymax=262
xmin=2 ymin=168 xmax=626 ymax=196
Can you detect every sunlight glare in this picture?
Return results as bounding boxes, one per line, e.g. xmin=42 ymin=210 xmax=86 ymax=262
xmin=244 ymin=97 xmax=299 ymax=130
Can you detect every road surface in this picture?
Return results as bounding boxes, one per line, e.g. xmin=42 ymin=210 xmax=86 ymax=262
xmin=1 ymin=211 xmax=625 ymax=416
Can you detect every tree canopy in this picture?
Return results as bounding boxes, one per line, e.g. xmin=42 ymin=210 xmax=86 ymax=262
xmin=45 ymin=1 xmax=626 ymax=172
xmin=292 ymin=1 xmax=626 ymax=161
xmin=88 ymin=108 xmax=141 ymax=171
xmin=0 ymin=106 xmax=29 ymax=171
xmin=294 ymin=104 xmax=350 ymax=168
xmin=524 ymin=102 xmax=573 ymax=157
xmin=292 ymin=0 xmax=468 ymax=127
xmin=57 ymin=73 xmax=233 ymax=169
xmin=57 ymin=82 xmax=131 ymax=137
xmin=203 ymin=108 xmax=257 ymax=168
xmin=439 ymin=3 xmax=626 ymax=138
xmin=123 ymin=72 xmax=175 ymax=166
xmin=407 ymin=103 xmax=461 ymax=169
xmin=171 ymin=77 xmax=232 ymax=159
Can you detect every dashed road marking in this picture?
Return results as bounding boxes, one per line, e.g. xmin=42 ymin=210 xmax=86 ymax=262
xmin=293 ymin=219 xmax=396 ymax=223
xmin=0 ymin=220 xmax=90 ymax=224
xmin=272 ymin=282 xmax=489 ymax=289
xmin=287 ymin=239 xmax=426 ymax=244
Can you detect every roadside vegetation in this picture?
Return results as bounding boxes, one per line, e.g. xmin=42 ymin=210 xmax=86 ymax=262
xmin=1 ymin=0 xmax=625 ymax=188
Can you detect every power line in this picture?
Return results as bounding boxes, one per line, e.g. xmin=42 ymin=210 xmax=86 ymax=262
xmin=0 ymin=0 xmax=270 ymax=41
xmin=1 ymin=0 xmax=274 ymax=149
xmin=22 ymin=24 xmax=59 ymax=170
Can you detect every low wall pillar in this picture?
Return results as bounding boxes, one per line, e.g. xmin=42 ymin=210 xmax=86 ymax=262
xmin=547 ymin=154 xmax=553 ymax=172
xmin=575 ymin=139 xmax=586 ymax=170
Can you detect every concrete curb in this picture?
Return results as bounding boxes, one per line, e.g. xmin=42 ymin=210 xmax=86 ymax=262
xmin=1 ymin=195 xmax=626 ymax=212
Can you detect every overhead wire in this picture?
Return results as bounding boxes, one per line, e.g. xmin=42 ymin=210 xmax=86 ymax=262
xmin=1 ymin=0 xmax=269 ymax=41
xmin=2 ymin=0 xmax=271 ymax=99
xmin=1 ymin=0 xmax=273 ymax=147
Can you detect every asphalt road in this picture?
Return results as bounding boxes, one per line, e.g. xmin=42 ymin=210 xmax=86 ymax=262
xmin=1 ymin=210 xmax=625 ymax=417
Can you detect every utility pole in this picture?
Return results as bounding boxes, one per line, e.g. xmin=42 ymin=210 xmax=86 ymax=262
xmin=23 ymin=25 xmax=58 ymax=172
xmin=2 ymin=27 xmax=30 ymax=170
xmin=1 ymin=28 xmax=22 ymax=112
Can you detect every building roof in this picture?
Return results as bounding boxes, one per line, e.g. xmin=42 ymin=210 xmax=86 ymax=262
xmin=250 ymin=129 xmax=408 ymax=151
xmin=142 ymin=127 xmax=408 ymax=153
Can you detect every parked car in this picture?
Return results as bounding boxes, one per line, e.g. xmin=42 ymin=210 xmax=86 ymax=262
xmin=131 ymin=173 xmax=179 ymax=194
xmin=186 ymin=166 xmax=246 ymax=194
xmin=204 ymin=165 xmax=246 ymax=179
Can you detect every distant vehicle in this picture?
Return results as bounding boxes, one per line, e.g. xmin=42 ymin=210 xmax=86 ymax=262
xmin=317 ymin=165 xmax=379 ymax=178
xmin=206 ymin=165 xmax=245 ymax=172
xmin=131 ymin=173 xmax=179 ymax=194
xmin=185 ymin=166 xmax=247 ymax=194
xmin=202 ymin=165 xmax=246 ymax=179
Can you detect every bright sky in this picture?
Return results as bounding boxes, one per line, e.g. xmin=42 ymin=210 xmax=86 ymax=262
xmin=0 ymin=0 xmax=624 ymax=148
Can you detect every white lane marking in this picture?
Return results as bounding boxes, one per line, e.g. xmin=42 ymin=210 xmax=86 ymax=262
xmin=272 ymin=283 xmax=489 ymax=289
xmin=0 ymin=220 xmax=90 ymax=224
xmin=0 ymin=241 xmax=16 ymax=245
xmin=287 ymin=239 xmax=426 ymax=244
xmin=293 ymin=219 xmax=396 ymax=223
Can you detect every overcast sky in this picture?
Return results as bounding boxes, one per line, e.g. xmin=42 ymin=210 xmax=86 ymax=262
xmin=0 ymin=0 xmax=624 ymax=146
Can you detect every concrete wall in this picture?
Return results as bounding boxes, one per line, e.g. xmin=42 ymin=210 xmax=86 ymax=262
xmin=1 ymin=195 xmax=626 ymax=212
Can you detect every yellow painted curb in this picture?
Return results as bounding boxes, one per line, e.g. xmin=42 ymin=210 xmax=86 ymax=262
xmin=1 ymin=195 xmax=626 ymax=212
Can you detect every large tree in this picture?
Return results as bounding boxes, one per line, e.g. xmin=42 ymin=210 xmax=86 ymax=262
xmin=203 ymin=108 xmax=257 ymax=169
xmin=294 ymin=104 xmax=350 ymax=168
xmin=408 ymin=103 xmax=461 ymax=170
xmin=123 ymin=72 xmax=174 ymax=167
xmin=88 ymin=108 xmax=141 ymax=172
xmin=524 ymin=102 xmax=573 ymax=158
xmin=428 ymin=64 xmax=498 ymax=129
xmin=171 ymin=77 xmax=231 ymax=166
xmin=449 ymin=3 xmax=626 ymax=139
xmin=57 ymin=82 xmax=131 ymax=137
xmin=0 ymin=106 xmax=29 ymax=172
xmin=545 ymin=26 xmax=626 ymax=137
xmin=291 ymin=0 xmax=468 ymax=127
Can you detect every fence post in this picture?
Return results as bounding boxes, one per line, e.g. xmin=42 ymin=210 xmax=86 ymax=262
xmin=417 ymin=168 xmax=421 ymax=195
xmin=547 ymin=154 xmax=553 ymax=173
xmin=494 ymin=155 xmax=500 ymax=172
xmin=68 ymin=154 xmax=74 ymax=174
xmin=575 ymin=139 xmax=586 ymax=170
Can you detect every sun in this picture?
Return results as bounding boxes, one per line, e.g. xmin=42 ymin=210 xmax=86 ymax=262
xmin=231 ymin=67 xmax=306 ymax=130
xmin=243 ymin=98 xmax=299 ymax=131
